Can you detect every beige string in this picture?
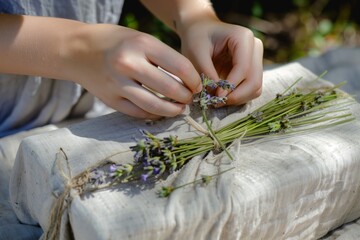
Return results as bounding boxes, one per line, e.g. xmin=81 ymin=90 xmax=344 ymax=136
xmin=184 ymin=116 xmax=208 ymax=134
xmin=184 ymin=116 xmax=221 ymax=150
xmin=44 ymin=150 xmax=124 ymax=240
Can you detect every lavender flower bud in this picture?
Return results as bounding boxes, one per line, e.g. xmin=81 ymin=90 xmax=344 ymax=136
xmin=109 ymin=164 xmax=117 ymax=173
xmin=89 ymin=168 xmax=105 ymax=186
xmin=141 ymin=173 xmax=149 ymax=182
xmin=154 ymin=167 xmax=160 ymax=175
xmin=217 ymin=80 xmax=235 ymax=91
xmin=157 ymin=186 xmax=174 ymax=198
xmin=201 ymin=175 xmax=212 ymax=185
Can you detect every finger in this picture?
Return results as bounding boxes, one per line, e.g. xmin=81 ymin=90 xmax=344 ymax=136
xmin=226 ymin=37 xmax=264 ymax=105
xmin=186 ymin=40 xmax=220 ymax=82
xmin=217 ymin=29 xmax=255 ymax=97
xmin=121 ymin=78 xmax=187 ymax=117
xmin=129 ymin=59 xmax=194 ymax=104
xmin=110 ymin=97 xmax=162 ymax=120
xmin=145 ymin=38 xmax=202 ymax=93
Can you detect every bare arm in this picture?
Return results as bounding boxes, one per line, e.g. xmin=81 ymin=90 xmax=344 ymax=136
xmin=0 ymin=14 xmax=201 ymax=118
xmin=0 ymin=14 xmax=85 ymax=80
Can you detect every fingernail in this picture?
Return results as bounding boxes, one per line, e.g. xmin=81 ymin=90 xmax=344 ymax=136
xmin=214 ymin=102 xmax=226 ymax=108
xmin=217 ymin=89 xmax=228 ymax=98
xmin=196 ymin=84 xmax=203 ymax=93
xmin=179 ymin=107 xmax=187 ymax=115
xmin=181 ymin=104 xmax=187 ymax=113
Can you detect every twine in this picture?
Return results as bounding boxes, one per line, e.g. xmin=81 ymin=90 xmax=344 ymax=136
xmin=45 ymin=149 xmax=71 ymax=240
xmin=184 ymin=116 xmax=221 ymax=150
xmin=44 ymin=149 xmax=120 ymax=240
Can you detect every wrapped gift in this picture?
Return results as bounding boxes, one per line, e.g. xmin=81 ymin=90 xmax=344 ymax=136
xmin=9 ymin=63 xmax=360 ymax=239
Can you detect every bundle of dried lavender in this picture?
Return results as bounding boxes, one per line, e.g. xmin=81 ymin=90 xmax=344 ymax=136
xmin=88 ymin=74 xmax=355 ymax=197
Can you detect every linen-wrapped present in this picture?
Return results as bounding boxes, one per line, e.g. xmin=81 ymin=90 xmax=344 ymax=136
xmin=10 ymin=63 xmax=360 ymax=239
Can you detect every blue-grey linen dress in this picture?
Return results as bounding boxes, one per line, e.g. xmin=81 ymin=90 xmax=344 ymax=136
xmin=0 ymin=0 xmax=124 ymax=138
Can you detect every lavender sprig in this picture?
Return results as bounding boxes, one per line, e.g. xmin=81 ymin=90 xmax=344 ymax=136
xmin=199 ymin=74 xmax=234 ymax=160
xmin=199 ymin=73 xmax=235 ymax=109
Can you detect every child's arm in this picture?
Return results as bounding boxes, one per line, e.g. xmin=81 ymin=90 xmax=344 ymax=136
xmin=0 ymin=14 xmax=201 ymax=119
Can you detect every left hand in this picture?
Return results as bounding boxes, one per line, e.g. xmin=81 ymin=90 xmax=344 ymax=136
xmin=179 ymin=18 xmax=264 ymax=105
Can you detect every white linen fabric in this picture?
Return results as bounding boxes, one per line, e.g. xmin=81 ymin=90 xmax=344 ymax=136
xmin=296 ymin=47 xmax=360 ymax=103
xmin=0 ymin=125 xmax=59 ymax=240
xmin=8 ymin=63 xmax=360 ymax=239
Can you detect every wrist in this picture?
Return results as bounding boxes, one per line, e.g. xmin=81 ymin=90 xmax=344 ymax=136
xmin=59 ymin=22 xmax=110 ymax=85
xmin=140 ymin=0 xmax=219 ymax=39
xmin=59 ymin=22 xmax=93 ymax=83
xmin=174 ymin=1 xmax=219 ymax=38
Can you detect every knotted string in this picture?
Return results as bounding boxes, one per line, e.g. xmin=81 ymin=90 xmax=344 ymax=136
xmin=184 ymin=116 xmax=221 ymax=151
xmin=44 ymin=149 xmax=121 ymax=240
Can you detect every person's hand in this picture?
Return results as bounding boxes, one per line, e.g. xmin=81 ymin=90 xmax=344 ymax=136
xmin=62 ymin=24 xmax=202 ymax=119
xmin=179 ymin=18 xmax=263 ymax=105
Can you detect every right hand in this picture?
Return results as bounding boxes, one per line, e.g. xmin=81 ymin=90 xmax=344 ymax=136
xmin=62 ymin=24 xmax=202 ymax=119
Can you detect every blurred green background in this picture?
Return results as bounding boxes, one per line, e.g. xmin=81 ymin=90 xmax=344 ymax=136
xmin=119 ymin=0 xmax=360 ymax=64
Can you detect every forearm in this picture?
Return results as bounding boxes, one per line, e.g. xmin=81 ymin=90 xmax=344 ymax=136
xmin=0 ymin=14 xmax=86 ymax=81
xmin=140 ymin=0 xmax=218 ymax=36
xmin=0 ymin=14 xmax=203 ymax=118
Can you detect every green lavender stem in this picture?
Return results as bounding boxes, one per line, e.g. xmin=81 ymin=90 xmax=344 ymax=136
xmin=201 ymin=108 xmax=234 ymax=160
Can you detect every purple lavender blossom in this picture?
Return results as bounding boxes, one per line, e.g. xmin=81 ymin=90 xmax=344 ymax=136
xmin=208 ymin=96 xmax=227 ymax=105
xmin=108 ymin=164 xmax=120 ymax=178
xmin=90 ymin=168 xmax=105 ymax=186
xmin=201 ymin=73 xmax=218 ymax=89
xmin=218 ymin=80 xmax=235 ymax=91
xmin=198 ymin=74 xmax=234 ymax=109
xmin=205 ymin=93 xmax=211 ymax=100
xmin=109 ymin=164 xmax=117 ymax=172
xmin=141 ymin=173 xmax=149 ymax=182
xmin=206 ymin=80 xmax=218 ymax=89
xmin=154 ymin=167 xmax=160 ymax=175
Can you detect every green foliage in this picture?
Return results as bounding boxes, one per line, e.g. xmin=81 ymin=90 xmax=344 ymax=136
xmin=122 ymin=13 xmax=138 ymax=30
xmin=251 ymin=1 xmax=263 ymax=18
xmin=292 ymin=0 xmax=309 ymax=8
